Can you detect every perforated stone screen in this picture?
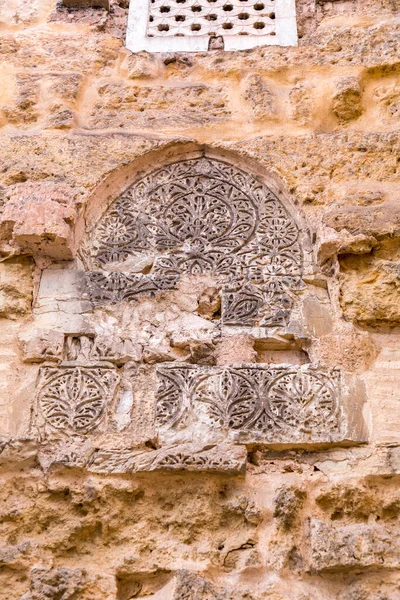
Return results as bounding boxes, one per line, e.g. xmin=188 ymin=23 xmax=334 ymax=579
xmin=126 ymin=0 xmax=297 ymax=51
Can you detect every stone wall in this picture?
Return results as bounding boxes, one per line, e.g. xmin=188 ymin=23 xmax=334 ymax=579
xmin=0 ymin=0 xmax=400 ymax=599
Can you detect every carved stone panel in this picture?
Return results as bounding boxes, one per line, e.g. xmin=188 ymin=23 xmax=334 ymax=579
xmin=155 ymin=364 xmax=346 ymax=445
xmin=85 ymin=443 xmax=247 ymax=474
xmin=84 ymin=158 xmax=303 ymax=328
xmin=33 ymin=366 xmax=119 ymax=439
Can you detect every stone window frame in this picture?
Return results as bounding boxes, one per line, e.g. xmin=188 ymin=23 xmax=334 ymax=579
xmin=126 ymin=0 xmax=297 ymax=52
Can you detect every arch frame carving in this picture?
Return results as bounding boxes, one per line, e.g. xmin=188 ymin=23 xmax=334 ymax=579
xmin=79 ymin=146 xmax=315 ymax=330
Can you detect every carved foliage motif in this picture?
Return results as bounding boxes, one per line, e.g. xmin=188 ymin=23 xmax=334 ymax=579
xmin=156 ymin=365 xmax=341 ymax=439
xmin=37 ymin=367 xmax=119 ymax=435
xmin=85 ymin=158 xmax=303 ymax=327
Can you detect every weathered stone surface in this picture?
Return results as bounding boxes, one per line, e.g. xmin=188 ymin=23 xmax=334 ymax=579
xmin=155 ymin=363 xmax=365 ymax=446
xmin=86 ymin=443 xmax=247 ymax=474
xmin=1 ymin=182 xmax=83 ymax=260
xmin=0 ymin=1 xmax=399 ymax=598
xmin=21 ymin=566 xmax=116 ymax=600
xmin=19 ymin=329 xmax=64 ymax=363
xmin=309 ymin=519 xmax=400 ymax=572
xmin=0 ymin=257 xmax=33 ymax=318
xmin=331 ymin=76 xmax=363 ymax=124
xmin=85 ymin=81 xmax=230 ymax=129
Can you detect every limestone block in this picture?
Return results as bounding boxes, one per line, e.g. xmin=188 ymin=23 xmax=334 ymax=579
xmin=2 ymin=73 xmax=40 ymax=125
xmin=34 ymin=268 xmax=93 ymax=332
xmin=155 ymin=363 xmax=366 ymax=447
xmin=331 ymin=76 xmax=363 ymax=123
xmin=309 ymin=519 xmax=400 ymax=572
xmin=339 ymin=257 xmax=400 ymax=325
xmin=1 ymin=182 xmax=82 ymax=260
xmin=242 ymin=75 xmax=276 ymax=119
xmin=323 ymin=202 xmax=400 ymax=240
xmin=0 ymin=257 xmax=33 ymax=318
xmin=86 ymin=81 xmax=230 ymax=129
xmin=19 ymin=329 xmax=64 ymax=363
xmin=0 ymin=437 xmax=38 ymax=468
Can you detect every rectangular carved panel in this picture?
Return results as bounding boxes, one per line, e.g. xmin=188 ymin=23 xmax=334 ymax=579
xmin=41 ymin=443 xmax=247 ymax=474
xmin=156 ymin=364 xmax=347 ymax=445
xmin=33 ymin=366 xmax=119 ymax=439
xmin=86 ymin=443 xmax=247 ymax=474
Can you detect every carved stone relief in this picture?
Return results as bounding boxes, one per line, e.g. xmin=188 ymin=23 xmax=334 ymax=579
xmin=32 ymin=335 xmax=120 ymax=439
xmin=156 ymin=364 xmax=344 ymax=443
xmin=35 ymin=366 xmax=119 ymax=436
xmin=84 ymin=443 xmax=247 ymax=474
xmin=83 ymin=158 xmax=304 ymax=328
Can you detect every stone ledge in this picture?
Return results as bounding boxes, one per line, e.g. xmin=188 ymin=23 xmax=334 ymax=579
xmin=45 ymin=443 xmax=247 ymax=475
xmin=61 ymin=0 xmax=110 ymax=9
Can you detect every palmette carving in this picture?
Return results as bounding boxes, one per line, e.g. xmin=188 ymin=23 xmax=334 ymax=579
xmin=156 ymin=364 xmax=342 ymax=440
xmin=84 ymin=158 xmax=303 ymax=327
xmin=35 ymin=366 xmax=119 ymax=436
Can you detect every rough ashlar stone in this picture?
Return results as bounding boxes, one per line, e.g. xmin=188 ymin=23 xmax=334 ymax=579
xmin=1 ymin=182 xmax=83 ymax=260
xmin=339 ymin=256 xmax=400 ymax=325
xmin=84 ymin=443 xmax=247 ymax=474
xmin=309 ymin=519 xmax=400 ymax=572
xmin=21 ymin=566 xmax=116 ymax=600
xmin=62 ymin=0 xmax=110 ymax=7
xmin=0 ymin=257 xmax=33 ymax=318
xmin=86 ymin=81 xmax=230 ymax=129
xmin=19 ymin=329 xmax=64 ymax=363
xmin=331 ymin=76 xmax=363 ymax=123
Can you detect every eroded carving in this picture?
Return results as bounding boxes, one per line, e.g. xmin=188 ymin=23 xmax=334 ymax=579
xmin=35 ymin=366 xmax=119 ymax=436
xmin=86 ymin=443 xmax=247 ymax=474
xmin=156 ymin=364 xmax=341 ymax=440
xmin=84 ymin=158 xmax=303 ymax=327
xmin=64 ymin=334 xmax=141 ymax=364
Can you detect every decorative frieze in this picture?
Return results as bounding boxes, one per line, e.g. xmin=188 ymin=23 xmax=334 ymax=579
xmin=156 ymin=364 xmax=344 ymax=444
xmin=86 ymin=443 xmax=246 ymax=474
xmin=84 ymin=158 xmax=304 ymax=329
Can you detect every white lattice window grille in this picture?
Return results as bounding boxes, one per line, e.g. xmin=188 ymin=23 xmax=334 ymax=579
xmin=126 ymin=0 xmax=297 ymax=52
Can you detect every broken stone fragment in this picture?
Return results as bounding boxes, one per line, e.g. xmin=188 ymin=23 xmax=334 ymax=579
xmin=19 ymin=329 xmax=64 ymax=363
xmin=1 ymin=182 xmax=83 ymax=260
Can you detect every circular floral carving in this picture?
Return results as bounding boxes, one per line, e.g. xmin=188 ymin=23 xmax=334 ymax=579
xmin=39 ymin=368 xmax=107 ymax=433
xmin=267 ymin=371 xmax=338 ymax=432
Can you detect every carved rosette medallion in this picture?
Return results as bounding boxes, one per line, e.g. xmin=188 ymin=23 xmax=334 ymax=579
xmin=83 ymin=158 xmax=303 ymax=327
xmin=156 ymin=364 xmax=342 ymax=442
xmin=35 ymin=366 xmax=119 ymax=437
